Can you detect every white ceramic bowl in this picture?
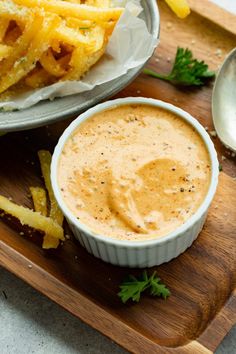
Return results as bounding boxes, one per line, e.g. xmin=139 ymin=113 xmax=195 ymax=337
xmin=51 ymin=98 xmax=219 ymax=268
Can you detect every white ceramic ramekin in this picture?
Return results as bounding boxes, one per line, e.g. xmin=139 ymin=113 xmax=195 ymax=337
xmin=51 ymin=98 xmax=219 ymax=268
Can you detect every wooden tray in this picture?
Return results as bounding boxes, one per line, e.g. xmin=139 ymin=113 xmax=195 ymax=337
xmin=0 ymin=1 xmax=235 ymax=353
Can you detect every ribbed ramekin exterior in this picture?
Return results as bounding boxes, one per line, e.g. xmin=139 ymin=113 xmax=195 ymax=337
xmin=67 ymin=212 xmax=207 ymax=268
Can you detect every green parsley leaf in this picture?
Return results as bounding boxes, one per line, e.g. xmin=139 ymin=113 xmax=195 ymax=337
xmin=144 ymin=47 xmax=215 ymax=87
xmin=118 ymin=272 xmax=150 ymax=304
xmin=219 ymin=164 xmax=223 ymax=172
xmin=149 ymin=271 xmax=170 ymax=299
xmin=118 ymin=270 xmax=170 ymax=304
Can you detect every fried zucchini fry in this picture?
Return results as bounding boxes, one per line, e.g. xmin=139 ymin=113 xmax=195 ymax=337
xmin=85 ymin=0 xmax=111 ymax=7
xmin=164 ymin=0 xmax=190 ymax=18
xmin=29 ymin=187 xmax=47 ymax=216
xmin=25 ymin=68 xmax=52 ymax=88
xmin=62 ymin=45 xmax=105 ymax=81
xmin=0 ymin=19 xmax=9 ymax=42
xmin=14 ymin=0 xmax=123 ymax=21
xmin=0 ymin=195 xmax=64 ymax=240
xmin=26 ymin=54 xmax=71 ymax=88
xmin=0 ymin=14 xmax=42 ymax=76
xmin=66 ymin=17 xmax=92 ymax=29
xmin=0 ymin=13 xmax=60 ymax=94
xmin=38 ymin=150 xmax=64 ymax=226
xmin=0 ymin=44 xmax=12 ymax=60
xmin=55 ymin=25 xmax=95 ymax=49
xmin=38 ymin=150 xmax=64 ymax=249
xmin=40 ymin=49 xmax=66 ymax=77
xmin=42 ymin=235 xmax=59 ymax=249
xmin=0 ymin=1 xmax=32 ymax=23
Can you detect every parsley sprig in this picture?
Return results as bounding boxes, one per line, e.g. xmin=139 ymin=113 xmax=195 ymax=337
xmin=118 ymin=271 xmax=170 ymax=304
xmin=144 ymin=47 xmax=215 ymax=87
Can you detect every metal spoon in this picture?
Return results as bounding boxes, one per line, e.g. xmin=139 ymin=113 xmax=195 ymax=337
xmin=212 ymin=48 xmax=236 ymax=152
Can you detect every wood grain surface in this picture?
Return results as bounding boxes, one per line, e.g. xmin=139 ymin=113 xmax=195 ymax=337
xmin=0 ymin=1 xmax=235 ymax=353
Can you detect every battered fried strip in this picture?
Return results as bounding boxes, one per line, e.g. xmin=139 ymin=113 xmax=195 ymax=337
xmin=0 ymin=19 xmax=9 ymax=42
xmin=0 ymin=1 xmax=31 ymax=23
xmin=30 ymin=186 xmax=60 ymax=249
xmin=29 ymin=187 xmax=47 ymax=216
xmin=61 ymin=45 xmax=105 ymax=81
xmin=38 ymin=150 xmax=64 ymax=249
xmin=0 ymin=195 xmax=64 ymax=240
xmin=0 ymin=44 xmax=12 ymax=60
xmin=55 ymin=25 xmax=94 ymax=48
xmin=40 ymin=49 xmax=66 ymax=77
xmin=26 ymin=54 xmax=71 ymax=88
xmin=66 ymin=17 xmax=92 ymax=29
xmin=0 ymin=14 xmax=60 ymax=94
xmin=14 ymin=0 xmax=123 ymax=21
xmin=38 ymin=150 xmax=64 ymax=225
xmin=0 ymin=14 xmax=42 ymax=76
xmin=85 ymin=0 xmax=111 ymax=7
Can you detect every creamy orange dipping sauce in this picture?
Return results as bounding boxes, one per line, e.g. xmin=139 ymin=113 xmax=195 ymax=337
xmin=58 ymin=104 xmax=211 ymax=241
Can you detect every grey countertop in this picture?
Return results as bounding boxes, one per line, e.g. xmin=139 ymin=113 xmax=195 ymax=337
xmin=0 ymin=1 xmax=235 ymax=353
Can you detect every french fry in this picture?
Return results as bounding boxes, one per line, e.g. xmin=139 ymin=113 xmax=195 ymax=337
xmin=26 ymin=54 xmax=71 ymax=88
xmin=0 ymin=1 xmax=32 ymax=23
xmin=40 ymin=49 xmax=66 ymax=77
xmin=38 ymin=150 xmax=64 ymax=226
xmin=66 ymin=17 xmax=92 ymax=29
xmin=51 ymin=39 xmax=61 ymax=53
xmin=164 ymin=0 xmax=190 ymax=19
xmin=0 ymin=13 xmax=60 ymax=94
xmin=62 ymin=45 xmax=105 ymax=81
xmin=55 ymin=25 xmax=95 ymax=49
xmin=42 ymin=234 xmax=60 ymax=249
xmin=25 ymin=68 xmax=52 ymax=88
xmin=85 ymin=0 xmax=111 ymax=7
xmin=0 ymin=14 xmax=43 ymax=76
xmin=29 ymin=187 xmax=47 ymax=216
xmin=14 ymin=0 xmax=124 ymax=21
xmin=0 ymin=195 xmax=64 ymax=240
xmin=0 ymin=44 xmax=12 ymax=60
xmin=38 ymin=150 xmax=64 ymax=249
xmin=0 ymin=19 xmax=9 ymax=42
xmin=30 ymin=186 xmax=59 ymax=249
xmin=66 ymin=0 xmax=82 ymax=3
xmin=89 ymin=26 xmax=106 ymax=52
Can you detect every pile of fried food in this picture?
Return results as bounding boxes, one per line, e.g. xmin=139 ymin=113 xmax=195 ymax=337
xmin=0 ymin=0 xmax=123 ymax=94
xmin=0 ymin=150 xmax=64 ymax=249
xmin=0 ymin=0 xmax=190 ymax=96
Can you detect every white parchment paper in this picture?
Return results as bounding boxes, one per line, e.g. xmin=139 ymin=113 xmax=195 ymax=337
xmin=0 ymin=0 xmax=159 ymax=110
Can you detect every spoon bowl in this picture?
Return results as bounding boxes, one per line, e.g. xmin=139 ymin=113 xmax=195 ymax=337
xmin=212 ymin=48 xmax=236 ymax=152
